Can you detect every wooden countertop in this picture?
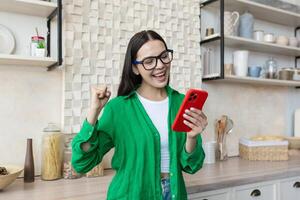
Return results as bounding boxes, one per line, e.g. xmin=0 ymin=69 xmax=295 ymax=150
xmin=1 ymin=151 xmax=300 ymax=199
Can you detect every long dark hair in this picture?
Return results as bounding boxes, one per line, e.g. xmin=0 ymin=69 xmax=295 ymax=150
xmin=117 ymin=30 xmax=168 ymax=96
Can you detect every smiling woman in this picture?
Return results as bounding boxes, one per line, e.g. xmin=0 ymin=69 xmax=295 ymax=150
xmin=71 ymin=30 xmax=207 ymax=200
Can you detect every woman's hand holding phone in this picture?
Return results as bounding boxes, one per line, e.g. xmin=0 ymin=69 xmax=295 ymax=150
xmin=183 ymin=107 xmax=208 ymax=138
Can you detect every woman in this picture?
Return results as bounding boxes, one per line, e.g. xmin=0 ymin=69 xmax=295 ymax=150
xmin=72 ymin=30 xmax=207 ymax=200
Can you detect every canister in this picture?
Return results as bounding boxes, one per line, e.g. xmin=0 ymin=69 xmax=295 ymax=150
xmin=41 ymin=123 xmax=64 ymax=180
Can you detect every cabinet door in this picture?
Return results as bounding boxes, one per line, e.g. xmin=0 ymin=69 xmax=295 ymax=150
xmin=280 ymin=177 xmax=300 ymax=200
xmin=234 ymin=183 xmax=276 ymax=200
xmin=189 ymin=189 xmax=231 ymax=200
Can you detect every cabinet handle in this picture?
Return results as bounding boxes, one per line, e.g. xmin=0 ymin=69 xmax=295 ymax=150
xmin=250 ymin=189 xmax=261 ymax=197
xmin=293 ymin=182 xmax=300 ymax=188
xmin=202 ymin=199 xmax=208 ymax=200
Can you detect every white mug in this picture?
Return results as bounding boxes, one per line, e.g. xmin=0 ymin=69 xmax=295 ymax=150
xmin=233 ymin=50 xmax=249 ymax=76
xmin=224 ymin=11 xmax=240 ymax=36
xmin=253 ymin=30 xmax=264 ymax=42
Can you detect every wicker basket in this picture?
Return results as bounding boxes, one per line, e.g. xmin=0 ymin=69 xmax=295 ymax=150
xmin=239 ymin=137 xmax=288 ymax=161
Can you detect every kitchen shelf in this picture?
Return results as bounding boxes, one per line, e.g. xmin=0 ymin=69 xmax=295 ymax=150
xmin=201 ymin=35 xmax=300 ymax=56
xmin=0 ymin=54 xmax=57 ymax=67
xmin=225 ymin=0 xmax=300 ymax=27
xmin=225 ymin=35 xmax=300 ymax=56
xmin=220 ymin=75 xmax=300 ymax=87
xmin=0 ymin=0 xmax=57 ymax=17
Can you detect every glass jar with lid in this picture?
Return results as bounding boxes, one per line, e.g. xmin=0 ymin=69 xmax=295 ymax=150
xmin=41 ymin=123 xmax=64 ymax=180
xmin=265 ymin=57 xmax=278 ymax=79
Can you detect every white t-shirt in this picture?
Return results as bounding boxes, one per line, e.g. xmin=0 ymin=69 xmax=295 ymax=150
xmin=137 ymin=93 xmax=170 ymax=173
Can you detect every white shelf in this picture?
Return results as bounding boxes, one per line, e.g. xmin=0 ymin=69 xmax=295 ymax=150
xmin=225 ymin=35 xmax=300 ymax=56
xmin=225 ymin=0 xmax=300 ymax=27
xmin=0 ymin=54 xmax=57 ymax=67
xmin=221 ymin=75 xmax=300 ymax=87
xmin=0 ymin=0 xmax=57 ymax=17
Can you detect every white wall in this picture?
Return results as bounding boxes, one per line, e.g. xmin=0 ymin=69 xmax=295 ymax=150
xmin=0 ymin=12 xmax=62 ymax=175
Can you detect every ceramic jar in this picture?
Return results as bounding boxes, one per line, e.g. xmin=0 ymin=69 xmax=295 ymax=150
xmin=239 ymin=11 xmax=254 ymax=39
xmin=233 ymin=50 xmax=249 ymax=77
xmin=253 ymin=30 xmax=264 ymax=42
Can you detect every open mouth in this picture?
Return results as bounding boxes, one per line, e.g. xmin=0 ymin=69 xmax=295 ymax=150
xmin=152 ymin=71 xmax=167 ymax=81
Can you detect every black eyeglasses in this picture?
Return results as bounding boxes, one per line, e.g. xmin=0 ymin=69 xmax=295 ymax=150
xmin=132 ymin=49 xmax=173 ymax=70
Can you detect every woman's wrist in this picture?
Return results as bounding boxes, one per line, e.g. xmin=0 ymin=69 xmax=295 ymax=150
xmin=87 ymin=107 xmax=102 ymax=125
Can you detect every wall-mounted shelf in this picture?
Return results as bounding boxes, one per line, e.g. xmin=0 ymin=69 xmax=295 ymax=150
xmin=201 ymin=0 xmax=300 ymax=88
xmin=0 ymin=0 xmax=63 ymax=70
xmin=0 ymin=54 xmax=57 ymax=67
xmin=220 ymin=75 xmax=300 ymax=87
xmin=225 ymin=0 xmax=300 ymax=27
xmin=0 ymin=0 xmax=57 ymax=17
xmin=202 ymin=35 xmax=300 ymax=56
xmin=225 ymin=35 xmax=300 ymax=56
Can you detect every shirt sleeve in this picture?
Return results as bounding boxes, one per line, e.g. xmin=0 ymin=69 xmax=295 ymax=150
xmin=71 ymin=103 xmax=114 ymax=174
xmin=180 ymin=134 xmax=205 ymax=174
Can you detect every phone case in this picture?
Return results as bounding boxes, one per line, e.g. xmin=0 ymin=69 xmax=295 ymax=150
xmin=172 ymin=89 xmax=208 ymax=132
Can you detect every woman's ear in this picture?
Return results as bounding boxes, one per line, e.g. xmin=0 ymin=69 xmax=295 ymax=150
xmin=132 ymin=65 xmax=140 ymax=75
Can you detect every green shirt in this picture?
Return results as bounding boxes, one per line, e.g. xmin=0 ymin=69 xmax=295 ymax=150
xmin=71 ymin=86 xmax=205 ymax=200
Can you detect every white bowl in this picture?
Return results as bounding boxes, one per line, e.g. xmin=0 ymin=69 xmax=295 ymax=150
xmin=0 ymin=165 xmax=23 ymax=190
xmin=276 ymin=36 xmax=289 ymax=46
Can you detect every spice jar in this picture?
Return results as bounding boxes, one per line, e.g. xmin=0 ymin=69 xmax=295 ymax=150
xmin=63 ymin=135 xmax=82 ymax=179
xmin=41 ymin=123 xmax=64 ymax=180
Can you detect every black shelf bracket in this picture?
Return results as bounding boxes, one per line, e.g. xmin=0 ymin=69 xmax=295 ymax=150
xmin=200 ymin=0 xmax=219 ymax=8
xmin=47 ymin=0 xmax=63 ymax=71
xmin=295 ymin=26 xmax=300 ymax=69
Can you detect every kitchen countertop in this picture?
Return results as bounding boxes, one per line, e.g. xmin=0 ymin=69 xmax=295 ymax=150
xmin=1 ymin=151 xmax=300 ymax=200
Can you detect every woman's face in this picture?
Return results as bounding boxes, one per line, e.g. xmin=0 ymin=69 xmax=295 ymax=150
xmin=133 ymin=40 xmax=171 ymax=90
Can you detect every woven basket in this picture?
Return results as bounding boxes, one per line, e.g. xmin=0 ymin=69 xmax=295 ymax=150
xmin=239 ymin=137 xmax=288 ymax=161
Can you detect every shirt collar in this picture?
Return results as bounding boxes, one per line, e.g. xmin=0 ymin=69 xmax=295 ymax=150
xmin=124 ymin=85 xmax=176 ymax=99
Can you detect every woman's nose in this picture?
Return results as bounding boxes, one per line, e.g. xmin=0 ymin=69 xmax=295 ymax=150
xmin=155 ymin=58 xmax=165 ymax=69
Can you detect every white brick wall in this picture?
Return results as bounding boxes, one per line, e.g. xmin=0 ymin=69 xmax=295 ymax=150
xmin=63 ymin=0 xmax=202 ymax=133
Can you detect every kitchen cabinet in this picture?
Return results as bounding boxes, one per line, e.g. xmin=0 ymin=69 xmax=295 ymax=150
xmin=233 ymin=182 xmax=277 ymax=200
xmin=188 ymin=176 xmax=300 ymax=200
xmin=0 ymin=0 xmax=62 ymax=70
xmin=279 ymin=176 xmax=300 ymax=199
xmin=200 ymin=0 xmax=300 ymax=87
xmin=189 ymin=188 xmax=231 ymax=200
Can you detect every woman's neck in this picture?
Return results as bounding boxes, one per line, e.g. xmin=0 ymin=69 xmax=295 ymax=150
xmin=137 ymin=84 xmax=167 ymax=101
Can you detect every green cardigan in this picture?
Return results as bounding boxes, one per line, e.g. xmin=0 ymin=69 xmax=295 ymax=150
xmin=71 ymin=86 xmax=205 ymax=200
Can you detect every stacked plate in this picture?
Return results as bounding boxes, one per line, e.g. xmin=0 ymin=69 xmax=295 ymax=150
xmin=0 ymin=24 xmax=15 ymax=54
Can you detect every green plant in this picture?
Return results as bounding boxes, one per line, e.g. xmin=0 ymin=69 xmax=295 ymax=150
xmin=37 ymin=40 xmax=45 ymax=49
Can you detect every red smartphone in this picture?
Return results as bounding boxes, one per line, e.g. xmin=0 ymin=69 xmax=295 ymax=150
xmin=172 ymin=89 xmax=208 ymax=132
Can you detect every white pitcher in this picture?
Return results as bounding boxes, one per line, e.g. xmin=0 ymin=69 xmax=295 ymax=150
xmin=224 ymin=11 xmax=239 ymax=36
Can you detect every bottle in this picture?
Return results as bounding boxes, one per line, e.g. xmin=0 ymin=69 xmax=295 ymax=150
xmin=41 ymin=123 xmax=64 ymax=180
xmin=24 ymin=138 xmax=35 ymax=182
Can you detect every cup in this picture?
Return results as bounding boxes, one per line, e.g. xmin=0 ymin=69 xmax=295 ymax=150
xmin=264 ymin=33 xmax=275 ymax=43
xmin=253 ymin=30 xmax=264 ymax=42
xmin=205 ymin=28 xmax=215 ymax=37
xmin=224 ymin=64 xmax=234 ymax=75
xmin=289 ymin=37 xmax=298 ymax=47
xmin=233 ymin=50 xmax=249 ymax=77
xmin=203 ymin=141 xmax=217 ymax=164
xmin=248 ymin=66 xmax=262 ymax=77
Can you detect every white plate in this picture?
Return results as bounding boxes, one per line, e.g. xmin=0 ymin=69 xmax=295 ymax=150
xmin=0 ymin=24 xmax=15 ymax=54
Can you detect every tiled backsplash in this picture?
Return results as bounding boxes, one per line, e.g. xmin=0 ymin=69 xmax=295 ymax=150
xmin=63 ymin=0 xmax=202 ymax=135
